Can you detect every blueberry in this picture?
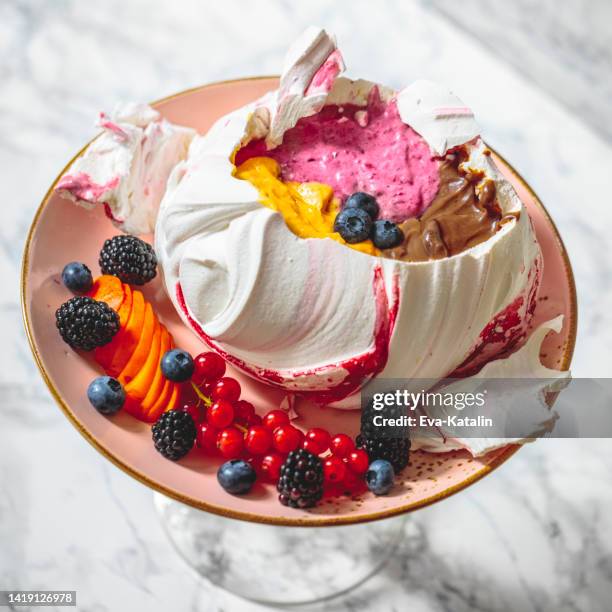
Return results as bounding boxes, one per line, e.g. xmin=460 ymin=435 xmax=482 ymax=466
xmin=371 ymin=220 xmax=404 ymax=249
xmin=87 ymin=376 xmax=125 ymax=415
xmin=334 ymin=207 xmax=373 ymax=244
xmin=365 ymin=459 xmax=395 ymax=495
xmin=62 ymin=262 xmax=93 ymax=294
xmin=217 ymin=459 xmax=257 ymax=494
xmin=344 ymin=192 xmax=380 ymax=220
xmin=161 ymin=349 xmax=194 ymax=382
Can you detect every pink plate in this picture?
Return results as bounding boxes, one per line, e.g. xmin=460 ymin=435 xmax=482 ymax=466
xmin=21 ymin=78 xmax=577 ymax=526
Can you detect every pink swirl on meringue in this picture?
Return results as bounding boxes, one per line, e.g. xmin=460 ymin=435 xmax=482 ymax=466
xmin=56 ymin=172 xmax=120 ymax=202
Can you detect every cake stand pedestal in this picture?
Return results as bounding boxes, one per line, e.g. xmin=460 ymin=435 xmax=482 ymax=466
xmin=154 ymin=492 xmax=406 ymax=605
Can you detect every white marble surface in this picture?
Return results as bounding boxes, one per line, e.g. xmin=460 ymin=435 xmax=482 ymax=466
xmin=430 ymin=0 xmax=612 ymax=142
xmin=2 ymin=0 xmax=612 ymax=610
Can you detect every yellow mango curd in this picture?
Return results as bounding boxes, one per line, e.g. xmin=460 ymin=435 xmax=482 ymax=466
xmin=234 ymin=157 xmax=379 ymax=256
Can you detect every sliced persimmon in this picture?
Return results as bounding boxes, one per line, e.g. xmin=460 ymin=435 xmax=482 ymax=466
xmin=116 ymin=284 xmax=132 ymax=327
xmin=140 ymin=324 xmax=171 ymax=418
xmin=166 ymin=381 xmax=180 ymax=412
xmin=118 ymin=301 xmax=156 ymax=386
xmin=89 ymin=275 xmax=125 ymax=311
xmin=123 ymin=324 xmax=162 ymax=420
xmin=106 ymin=290 xmax=145 ymax=377
xmin=147 ymin=377 xmax=173 ymax=422
xmin=146 ymin=338 xmax=176 ymax=422
xmin=124 ymin=321 xmax=162 ymax=407
xmin=93 ymin=285 xmax=133 ymax=371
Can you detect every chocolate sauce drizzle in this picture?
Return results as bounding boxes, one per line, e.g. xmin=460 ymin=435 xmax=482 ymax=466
xmin=389 ymin=151 xmax=517 ymax=261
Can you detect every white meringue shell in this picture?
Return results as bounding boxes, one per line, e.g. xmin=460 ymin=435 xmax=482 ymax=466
xmin=156 ymin=36 xmax=541 ymax=404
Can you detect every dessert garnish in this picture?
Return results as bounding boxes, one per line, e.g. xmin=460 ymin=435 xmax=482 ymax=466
xmin=88 ymin=275 xmax=180 ymax=422
xmin=99 ymin=235 xmax=157 ymax=285
xmin=152 ymin=410 xmax=197 ymax=461
xmin=87 ymin=375 xmax=126 ymax=415
xmin=160 ymin=348 xmax=194 ymax=382
xmin=217 ymin=427 xmax=245 ymax=459
xmin=56 ymin=296 xmax=120 ymax=351
xmin=356 ymin=401 xmax=411 ymax=472
xmin=322 ymin=456 xmax=346 ymax=484
xmin=344 ymin=191 xmax=380 ymax=220
xmin=329 ymin=433 xmax=355 ymax=458
xmin=272 ymin=424 xmax=305 ymax=454
xmin=365 ymin=459 xmax=395 ymax=496
xmin=53 ymin=243 xmax=385 ymax=506
xmin=244 ymin=425 xmax=273 ymax=455
xmin=277 ymin=449 xmax=325 ymax=509
xmin=333 ymin=206 xmax=373 ymax=243
xmin=62 ymin=261 xmax=93 ymax=294
xmin=302 ymin=427 xmax=331 ymax=455
xmin=371 ymin=219 xmax=404 ymax=249
xmin=217 ymin=459 xmax=257 ymax=495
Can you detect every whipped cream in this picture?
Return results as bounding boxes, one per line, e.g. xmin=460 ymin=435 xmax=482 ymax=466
xmin=156 ymin=27 xmax=545 ymax=409
xmin=56 ymin=103 xmax=195 ymax=235
xmin=412 ymin=316 xmax=570 ymax=456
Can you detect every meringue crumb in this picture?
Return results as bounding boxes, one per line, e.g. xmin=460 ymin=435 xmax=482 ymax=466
xmin=354 ymin=110 xmax=369 ymax=127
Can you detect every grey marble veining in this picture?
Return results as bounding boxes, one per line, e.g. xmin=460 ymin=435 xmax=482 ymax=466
xmin=430 ymin=0 xmax=612 ymax=142
xmin=2 ymin=0 xmax=612 ymax=610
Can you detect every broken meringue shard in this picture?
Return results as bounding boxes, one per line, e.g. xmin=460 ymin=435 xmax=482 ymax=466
xmin=56 ymin=102 xmax=195 ymax=235
xmin=155 ymin=27 xmax=545 ymax=406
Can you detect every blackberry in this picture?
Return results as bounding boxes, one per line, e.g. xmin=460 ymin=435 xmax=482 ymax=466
xmin=99 ymin=235 xmax=157 ymax=285
xmin=356 ymin=435 xmax=411 ymax=473
xmin=357 ymin=399 xmax=411 ymax=472
xmin=55 ymin=296 xmax=120 ymax=351
xmin=277 ymin=449 xmax=324 ymax=509
xmin=152 ymin=410 xmax=197 ymax=461
xmin=360 ymin=399 xmax=409 ymax=440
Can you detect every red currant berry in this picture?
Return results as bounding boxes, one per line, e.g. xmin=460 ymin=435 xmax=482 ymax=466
xmin=211 ymin=377 xmax=241 ymax=402
xmin=177 ymin=401 xmax=201 ymax=423
xmin=272 ymin=425 xmax=304 ymax=454
xmin=193 ymin=351 xmax=226 ymax=382
xmin=342 ymin=467 xmax=364 ymax=491
xmin=323 ymin=456 xmax=346 ymax=484
xmin=245 ymin=425 xmax=273 ymax=455
xmin=217 ymin=427 xmax=244 ymax=458
xmin=330 ymin=433 xmax=355 ymax=458
xmin=346 ymin=449 xmax=369 ymax=474
xmin=260 ymin=453 xmax=284 ymax=482
xmin=207 ymin=399 xmax=235 ymax=429
xmin=303 ymin=428 xmax=331 ymax=455
xmin=196 ymin=422 xmax=218 ymax=454
xmin=246 ymin=413 xmax=262 ymax=426
xmin=247 ymin=454 xmax=262 ymax=473
xmin=262 ymin=409 xmax=290 ymax=431
xmin=234 ymin=399 xmax=255 ymax=422
xmin=179 ymin=380 xmax=199 ymax=404
xmin=196 ymin=380 xmax=214 ymax=399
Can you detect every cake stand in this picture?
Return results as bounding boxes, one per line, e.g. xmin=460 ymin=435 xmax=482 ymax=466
xmin=21 ymin=78 xmax=577 ymax=605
